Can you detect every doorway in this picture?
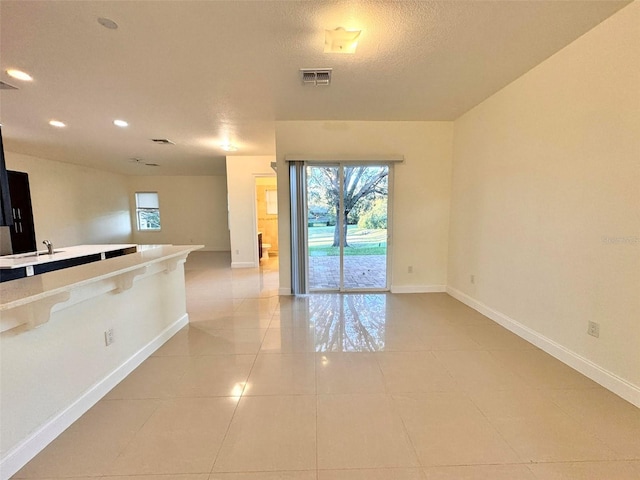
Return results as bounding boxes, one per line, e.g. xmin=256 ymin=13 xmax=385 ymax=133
xmin=254 ymin=176 xmax=278 ymax=265
xmin=306 ymin=164 xmax=390 ymax=292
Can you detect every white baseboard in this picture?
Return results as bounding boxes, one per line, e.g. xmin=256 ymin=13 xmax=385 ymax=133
xmin=0 ymin=314 xmax=189 ymax=480
xmin=446 ymin=286 xmax=640 ymax=408
xmin=278 ymin=287 xmax=292 ymax=296
xmin=231 ymin=261 xmax=257 ymax=269
xmin=390 ymin=284 xmax=446 ymax=294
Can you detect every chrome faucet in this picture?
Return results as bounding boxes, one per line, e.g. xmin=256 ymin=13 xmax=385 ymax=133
xmin=43 ymin=240 xmax=53 ymax=255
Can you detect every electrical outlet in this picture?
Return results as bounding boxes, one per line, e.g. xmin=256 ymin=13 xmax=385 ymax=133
xmin=470 ymin=274 xmax=475 ymax=284
xmin=104 ymin=328 xmax=115 ymax=346
xmin=587 ymin=321 xmax=600 ymax=338
xmin=408 ymin=266 xmax=413 ymax=273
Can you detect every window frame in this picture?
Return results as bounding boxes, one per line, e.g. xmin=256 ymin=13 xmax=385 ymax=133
xmin=135 ymin=191 xmax=162 ymax=232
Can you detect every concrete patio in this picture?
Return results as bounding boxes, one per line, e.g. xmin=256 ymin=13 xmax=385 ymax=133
xmin=308 ymin=254 xmax=387 ymax=290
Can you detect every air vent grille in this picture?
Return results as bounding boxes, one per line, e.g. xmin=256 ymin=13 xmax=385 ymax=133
xmin=0 ymin=81 xmax=18 ymax=90
xmin=300 ymin=68 xmax=332 ymax=86
xmin=151 ymin=138 xmax=175 ymax=145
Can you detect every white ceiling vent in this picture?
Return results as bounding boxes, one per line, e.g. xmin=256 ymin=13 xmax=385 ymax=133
xmin=300 ymin=68 xmax=332 ymax=86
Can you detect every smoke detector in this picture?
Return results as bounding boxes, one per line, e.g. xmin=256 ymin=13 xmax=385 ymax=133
xmin=300 ymin=68 xmax=332 ymax=86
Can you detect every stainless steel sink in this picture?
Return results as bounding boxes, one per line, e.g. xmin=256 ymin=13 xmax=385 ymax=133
xmin=2 ymin=250 xmax=65 ymax=259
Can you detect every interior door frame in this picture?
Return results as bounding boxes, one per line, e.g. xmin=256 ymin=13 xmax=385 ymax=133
xmin=305 ymin=161 xmax=393 ymax=293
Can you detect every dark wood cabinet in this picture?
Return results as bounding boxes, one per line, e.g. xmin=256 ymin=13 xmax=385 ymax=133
xmin=0 ymin=126 xmax=13 ymax=227
xmin=8 ymin=171 xmax=37 ymax=254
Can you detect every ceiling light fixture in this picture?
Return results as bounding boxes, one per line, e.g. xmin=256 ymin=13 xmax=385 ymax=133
xmin=49 ymin=120 xmax=66 ymax=128
xmin=324 ymin=27 xmax=361 ymax=54
xmin=6 ymin=69 xmax=33 ymax=81
xmin=113 ymin=119 xmax=128 ymax=127
xmin=220 ymin=143 xmax=238 ymax=152
xmin=97 ymin=17 xmax=118 ymax=30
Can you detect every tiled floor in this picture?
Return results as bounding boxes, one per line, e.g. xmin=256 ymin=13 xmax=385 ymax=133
xmin=13 ymin=252 xmax=640 ymax=479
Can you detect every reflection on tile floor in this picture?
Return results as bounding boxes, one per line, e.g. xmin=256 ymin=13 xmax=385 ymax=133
xmin=13 ymin=252 xmax=640 ymax=479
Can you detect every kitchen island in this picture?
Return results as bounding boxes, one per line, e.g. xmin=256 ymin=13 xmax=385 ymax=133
xmin=0 ymin=244 xmax=138 ymax=282
xmin=0 ymin=244 xmax=202 ymax=479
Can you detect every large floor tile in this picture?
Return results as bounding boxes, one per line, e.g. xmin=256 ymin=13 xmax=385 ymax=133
xmin=423 ymin=464 xmax=536 ymax=479
xmin=174 ymin=354 xmax=255 ymax=397
xmin=14 ymin=399 xmax=159 ymax=478
xmin=260 ymin=327 xmax=317 ymax=353
xmin=108 ymin=397 xmax=237 ymax=475
xmin=209 ymin=473 xmax=316 ymax=480
xmin=489 ymin=350 xmax=599 ymax=389
xmin=433 ymin=350 xmax=529 ymax=390
xmin=213 ymin=395 xmax=316 ymax=472
xmin=316 ymin=353 xmax=386 ymax=394
xmin=185 ymin=327 xmax=268 ymax=355
xmin=378 ymin=326 xmax=431 ymax=352
xmin=246 ymin=353 xmax=316 ymax=395
xmin=548 ymin=388 xmax=640 ymax=458
xmin=376 ymin=351 xmax=459 ymax=393
xmin=318 ymin=468 xmax=426 ymax=479
xmin=528 ymin=461 xmax=640 ymax=479
xmin=393 ymin=392 xmax=520 ymax=466
xmin=461 ymin=324 xmax=537 ymax=350
xmin=104 ymin=475 xmax=209 ymax=480
xmin=317 ymin=393 xmax=419 ymax=469
xmin=105 ymin=355 xmax=191 ymax=399
xmin=151 ymin=326 xmax=210 ymax=356
xmin=191 ymin=314 xmax=273 ymax=329
xmin=467 ymin=388 xmax=566 ymax=419
xmin=490 ymin=412 xmax=618 ymax=463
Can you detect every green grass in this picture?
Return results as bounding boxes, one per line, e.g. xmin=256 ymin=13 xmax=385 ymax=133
xmin=309 ymin=245 xmax=387 ymax=256
xmin=307 ymin=225 xmax=387 ymax=256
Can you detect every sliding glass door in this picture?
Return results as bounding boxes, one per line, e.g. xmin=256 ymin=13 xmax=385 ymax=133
xmin=306 ymin=164 xmax=389 ymax=292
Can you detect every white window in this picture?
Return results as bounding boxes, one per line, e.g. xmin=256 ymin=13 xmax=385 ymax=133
xmin=135 ymin=192 xmax=161 ymax=231
xmin=266 ymin=189 xmax=278 ymax=215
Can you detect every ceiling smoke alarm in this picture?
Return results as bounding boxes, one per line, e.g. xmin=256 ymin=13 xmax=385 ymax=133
xmin=300 ymin=68 xmax=332 ymax=86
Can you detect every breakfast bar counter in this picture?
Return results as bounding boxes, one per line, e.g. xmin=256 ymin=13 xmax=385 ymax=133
xmin=0 ymin=244 xmax=202 ymax=477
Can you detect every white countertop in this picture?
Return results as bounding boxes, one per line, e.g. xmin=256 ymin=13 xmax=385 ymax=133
xmin=0 ymin=244 xmax=203 ymax=311
xmin=0 ymin=244 xmax=138 ymax=270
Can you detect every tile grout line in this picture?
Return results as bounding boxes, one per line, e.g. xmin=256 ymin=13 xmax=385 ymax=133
xmin=206 ymin=293 xmax=268 ymax=476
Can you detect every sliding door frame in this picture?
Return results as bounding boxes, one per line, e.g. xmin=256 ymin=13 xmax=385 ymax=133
xmin=305 ymin=161 xmax=393 ymax=293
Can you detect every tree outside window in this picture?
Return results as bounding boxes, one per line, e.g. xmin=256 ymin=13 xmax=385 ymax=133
xmin=135 ymin=192 xmax=161 ymax=231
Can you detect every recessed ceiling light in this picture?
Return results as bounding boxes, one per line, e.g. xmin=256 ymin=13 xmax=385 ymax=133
xmin=6 ymin=69 xmax=33 ymax=81
xmin=113 ymin=119 xmax=128 ymax=127
xmin=324 ymin=27 xmax=361 ymax=54
xmin=220 ymin=143 xmax=238 ymax=152
xmin=49 ymin=120 xmax=66 ymax=128
xmin=97 ymin=17 xmax=118 ymax=30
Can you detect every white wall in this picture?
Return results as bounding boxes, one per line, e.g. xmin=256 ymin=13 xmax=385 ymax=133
xmin=128 ymin=176 xmax=230 ymax=251
xmin=226 ymin=155 xmax=276 ymax=267
xmin=448 ymin=2 xmax=640 ymax=401
xmin=4 ymin=152 xmax=131 ymax=249
xmin=275 ymin=121 xmax=453 ymax=294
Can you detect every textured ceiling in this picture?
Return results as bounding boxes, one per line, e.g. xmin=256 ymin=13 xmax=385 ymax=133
xmin=0 ymin=0 xmax=631 ymax=175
